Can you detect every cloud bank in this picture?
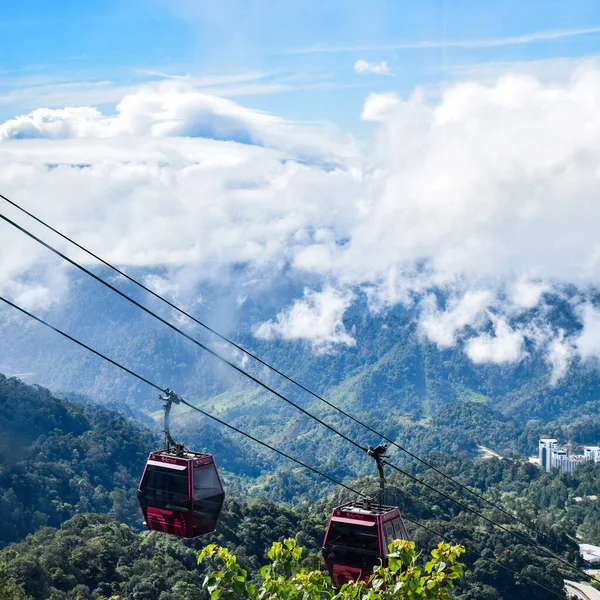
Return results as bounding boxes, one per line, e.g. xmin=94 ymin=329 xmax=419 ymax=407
xmin=0 ymin=82 xmax=351 ymax=160
xmin=4 ymin=66 xmax=600 ymax=378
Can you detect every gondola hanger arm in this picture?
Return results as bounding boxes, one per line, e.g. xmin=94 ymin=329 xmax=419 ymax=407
xmin=161 ymin=388 xmax=185 ymax=456
xmin=367 ymin=444 xmax=389 ymax=506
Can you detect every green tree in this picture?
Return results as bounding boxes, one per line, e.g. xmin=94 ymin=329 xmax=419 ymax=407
xmin=198 ymin=538 xmax=465 ymax=599
xmin=0 ymin=559 xmax=33 ymax=600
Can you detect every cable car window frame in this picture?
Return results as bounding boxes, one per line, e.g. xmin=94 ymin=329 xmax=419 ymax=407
xmin=391 ymin=517 xmax=406 ymax=540
xmin=193 ymin=465 xmax=222 ymax=501
xmin=324 ymin=520 xmax=381 ymax=569
xmin=383 ymin=521 xmax=395 ymax=553
xmin=140 ymin=463 xmax=190 ymax=512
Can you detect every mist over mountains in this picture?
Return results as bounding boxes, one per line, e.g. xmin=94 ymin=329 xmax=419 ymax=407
xmin=5 ymin=66 xmax=600 ymax=389
xmin=2 ymin=266 xmax=600 ymax=471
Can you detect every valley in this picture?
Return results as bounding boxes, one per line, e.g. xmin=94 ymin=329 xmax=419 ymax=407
xmin=1 ymin=373 xmax=600 ymax=598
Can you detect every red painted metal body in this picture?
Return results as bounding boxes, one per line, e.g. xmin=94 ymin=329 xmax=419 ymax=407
xmin=322 ymin=502 xmax=409 ymax=587
xmin=138 ymin=449 xmax=225 ymax=538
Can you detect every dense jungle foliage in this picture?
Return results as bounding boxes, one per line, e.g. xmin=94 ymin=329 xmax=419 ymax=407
xmin=2 ymin=375 xmax=600 ymax=598
xmin=0 ymin=374 xmax=152 ymax=546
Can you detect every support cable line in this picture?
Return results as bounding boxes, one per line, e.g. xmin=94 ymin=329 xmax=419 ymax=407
xmin=0 ymin=294 xmax=363 ymax=499
xmin=0 ymin=294 xmax=570 ymax=599
xmin=0 ymin=209 xmax=593 ymax=580
xmin=0 ymin=192 xmax=578 ymax=554
xmin=0 ymin=211 xmax=370 ymax=456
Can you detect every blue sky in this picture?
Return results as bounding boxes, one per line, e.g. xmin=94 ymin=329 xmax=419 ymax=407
xmin=6 ymin=2 xmax=600 ymax=371
xmin=2 ymin=0 xmax=600 ymax=129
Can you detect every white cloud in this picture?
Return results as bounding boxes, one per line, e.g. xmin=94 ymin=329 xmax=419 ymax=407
xmin=5 ymin=66 xmax=600 ymax=367
xmin=546 ymin=330 xmax=574 ymax=384
xmin=0 ymin=82 xmax=352 ymax=161
xmin=420 ymin=290 xmax=493 ymax=348
xmin=0 ymin=107 xmax=106 ymax=140
xmin=575 ymin=304 xmax=600 ymax=359
xmin=354 ymin=60 xmax=391 ymax=76
xmin=254 ymin=287 xmax=355 ymax=351
xmin=361 ymin=92 xmax=400 ymax=121
xmin=465 ymin=317 xmax=525 ymax=365
xmin=330 ymin=65 xmax=600 ymax=292
xmin=511 ymin=280 xmax=548 ymax=309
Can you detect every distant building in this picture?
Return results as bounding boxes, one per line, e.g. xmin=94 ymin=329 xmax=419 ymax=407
xmin=550 ymin=450 xmax=588 ymax=473
xmin=580 ymin=544 xmax=600 ymax=565
xmin=584 ymin=446 xmax=600 ymax=463
xmin=538 ymin=439 xmax=600 ymax=473
xmin=539 ymin=439 xmax=558 ymax=472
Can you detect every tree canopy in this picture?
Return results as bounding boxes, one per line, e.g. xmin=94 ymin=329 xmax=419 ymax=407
xmin=198 ymin=538 xmax=465 ymax=600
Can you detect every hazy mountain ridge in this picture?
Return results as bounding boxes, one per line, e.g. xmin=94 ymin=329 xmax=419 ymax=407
xmin=2 ymin=269 xmax=600 ymax=466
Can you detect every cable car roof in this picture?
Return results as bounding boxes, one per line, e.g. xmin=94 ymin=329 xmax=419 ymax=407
xmin=334 ymin=501 xmax=400 ymax=518
xmin=149 ymin=450 xmax=215 ymax=467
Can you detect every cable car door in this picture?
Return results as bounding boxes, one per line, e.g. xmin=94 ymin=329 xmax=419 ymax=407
xmin=138 ymin=458 xmax=193 ymax=537
xmin=323 ymin=517 xmax=382 ymax=587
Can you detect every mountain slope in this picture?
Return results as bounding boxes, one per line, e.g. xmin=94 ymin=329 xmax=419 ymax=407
xmin=0 ymin=374 xmax=154 ymax=546
xmin=2 ymin=271 xmax=600 ymax=468
xmin=3 ymin=376 xmax=600 ymax=599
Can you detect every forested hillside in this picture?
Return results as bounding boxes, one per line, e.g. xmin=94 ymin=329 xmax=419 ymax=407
xmin=2 ymin=270 xmax=600 ymax=472
xmin=2 ymin=375 xmax=600 ymax=598
xmin=1 ymin=506 xmax=324 ymax=600
xmin=0 ymin=374 xmax=153 ymax=546
xmin=0 ymin=375 xmax=282 ymax=546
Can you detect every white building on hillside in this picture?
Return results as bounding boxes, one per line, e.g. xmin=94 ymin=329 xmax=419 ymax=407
xmin=580 ymin=544 xmax=600 ymax=565
xmin=539 ymin=439 xmax=558 ymax=472
xmin=538 ymin=439 xmax=600 ymax=473
xmin=551 ymin=450 xmax=589 ymax=473
xmin=584 ymin=446 xmax=600 ymax=463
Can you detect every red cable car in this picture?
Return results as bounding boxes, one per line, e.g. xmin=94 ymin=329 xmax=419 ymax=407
xmin=322 ymin=500 xmax=409 ymax=587
xmin=322 ymin=445 xmax=410 ymax=587
xmin=138 ymin=389 xmax=225 ymax=538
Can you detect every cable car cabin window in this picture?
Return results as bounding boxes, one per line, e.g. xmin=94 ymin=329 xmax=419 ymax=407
xmin=324 ymin=521 xmax=381 ymax=570
xmin=193 ymin=466 xmax=223 ymax=527
xmin=383 ymin=522 xmax=395 ymax=553
xmin=141 ymin=465 xmax=189 ymax=511
xmin=389 ymin=519 xmax=396 ymax=539
xmin=391 ymin=518 xmax=406 ymax=540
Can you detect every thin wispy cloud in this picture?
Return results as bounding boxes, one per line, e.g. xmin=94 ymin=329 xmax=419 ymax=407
xmin=0 ymin=69 xmax=349 ymax=116
xmin=138 ymin=70 xmax=272 ymax=86
xmin=288 ymin=25 xmax=600 ymax=54
xmin=433 ymin=55 xmax=599 ymax=84
xmin=138 ymin=70 xmax=192 ymax=81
